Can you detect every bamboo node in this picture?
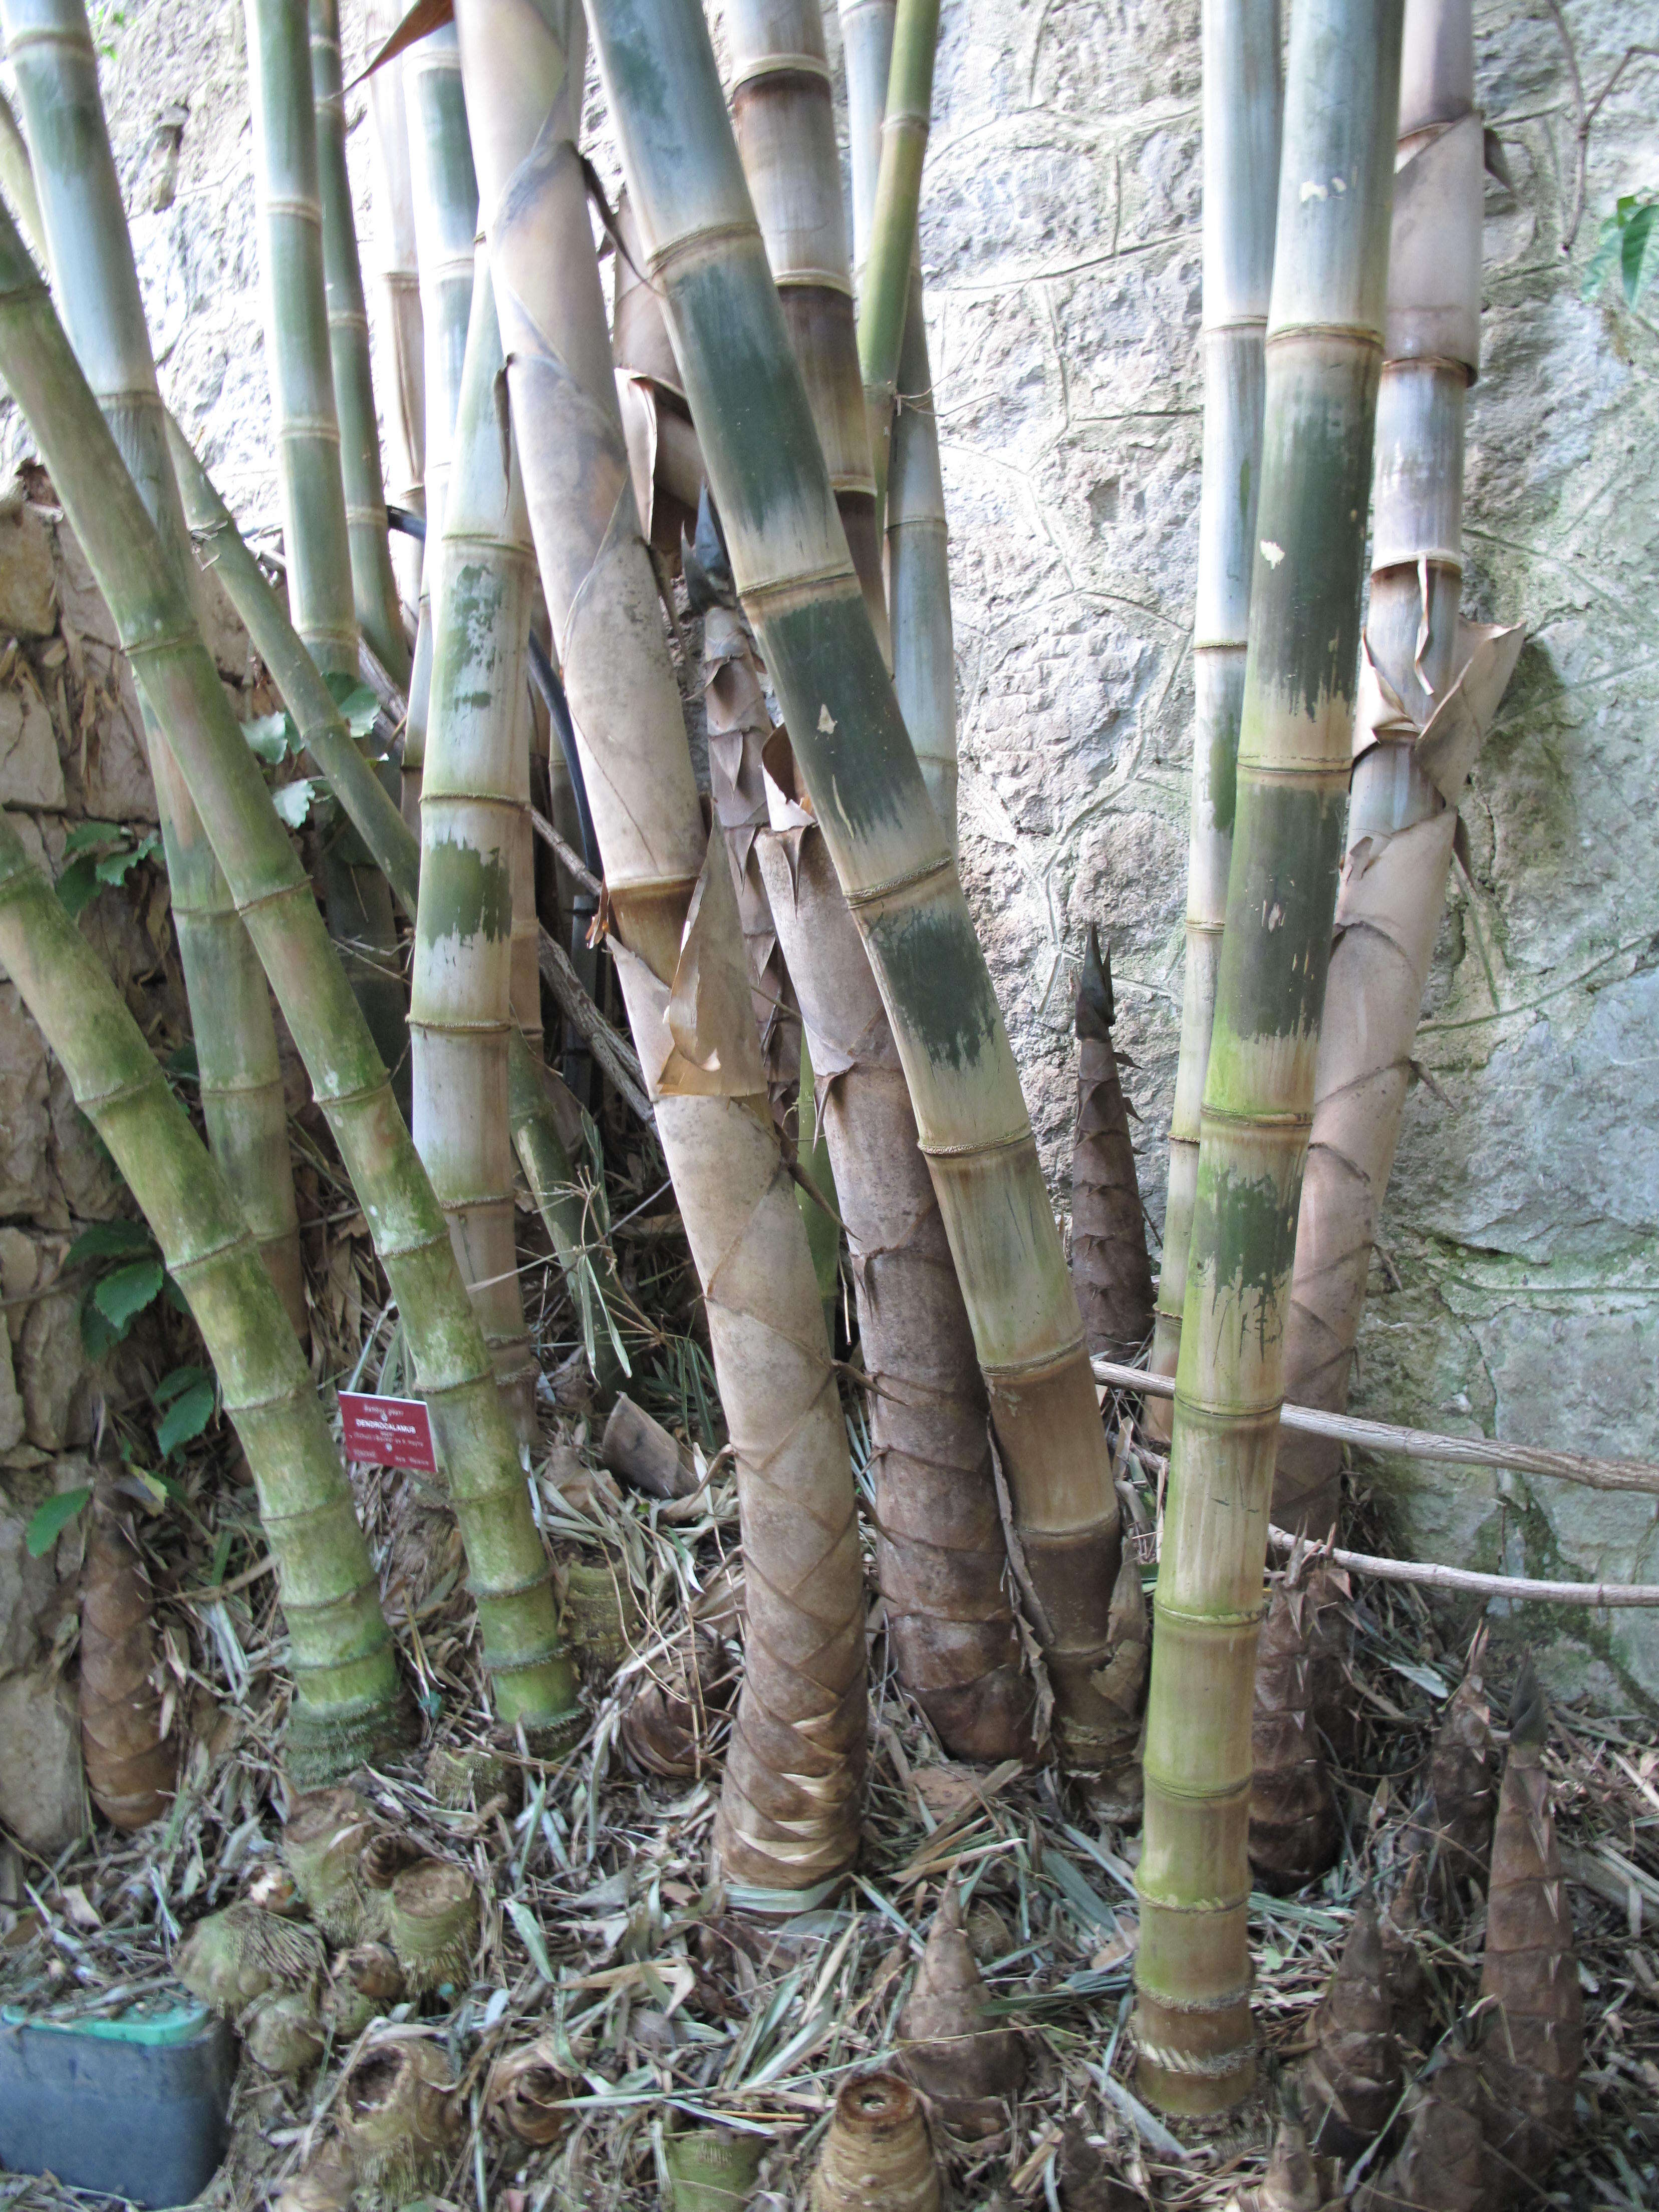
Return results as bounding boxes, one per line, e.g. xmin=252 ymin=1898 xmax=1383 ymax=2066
xmin=841 ymin=851 xmax=955 ymax=909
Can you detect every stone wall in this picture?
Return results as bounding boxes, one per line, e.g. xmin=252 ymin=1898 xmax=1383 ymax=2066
xmin=0 ymin=0 xmax=1654 ymax=1704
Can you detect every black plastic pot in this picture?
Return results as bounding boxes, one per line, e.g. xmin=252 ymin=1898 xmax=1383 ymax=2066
xmin=0 ymin=2000 xmax=235 ymax=2208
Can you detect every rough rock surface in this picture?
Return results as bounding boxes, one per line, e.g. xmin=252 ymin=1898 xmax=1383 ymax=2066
xmin=0 ymin=0 xmax=1652 ymax=1703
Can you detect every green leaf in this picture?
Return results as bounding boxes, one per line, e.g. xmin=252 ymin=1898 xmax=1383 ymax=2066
xmin=241 ymin=710 xmax=296 ymax=764
xmin=92 ymin=1257 xmax=165 ymax=1333
xmin=80 ymin=1297 xmax=122 ymax=1359
xmin=1621 ymin=199 xmax=1657 ymax=305
xmin=68 ymin=1219 xmax=156 ymax=1266
xmin=26 ymin=1485 xmax=92 ymax=1557
xmin=62 ymin=819 xmax=122 ymax=856
xmin=323 ymin=671 xmax=383 ymax=741
xmin=153 ymin=1362 xmax=210 ymax=1407
xmin=156 ymin=1378 xmax=215 ymax=1457
xmin=94 ymin=846 xmax=142 ymax=886
xmin=505 ymin=1898 xmax=555 ymax=1983
xmin=55 ymin=853 xmax=104 ymax=919
xmin=271 ymin=778 xmax=317 ymax=829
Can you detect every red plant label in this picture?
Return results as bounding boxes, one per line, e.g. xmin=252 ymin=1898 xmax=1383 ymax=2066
xmin=339 ymin=1392 xmax=438 ymax=1474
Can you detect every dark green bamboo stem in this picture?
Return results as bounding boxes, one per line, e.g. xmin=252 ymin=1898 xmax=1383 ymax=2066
xmin=245 ymin=0 xmax=409 ymax=1097
xmin=0 ymin=206 xmax=577 ymax=1738
xmin=0 ymin=809 xmax=407 ymax=1780
xmin=164 ymin=413 xmax=629 ymax=1401
xmin=1134 ymin=0 xmax=1404 ymax=2114
xmin=3 ymin=0 xmax=307 ymax=1339
xmin=310 ymin=0 xmax=410 ymax=685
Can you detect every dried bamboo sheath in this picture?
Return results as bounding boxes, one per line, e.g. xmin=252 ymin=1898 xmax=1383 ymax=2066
xmin=1276 ymin=0 xmax=1519 ymax=1534
xmin=728 ymin=0 xmax=887 ymax=655
xmin=0 ymin=808 xmax=405 ymax=1774
xmin=1135 ymin=0 xmax=1403 ymax=2112
xmin=310 ymin=0 xmax=407 ymax=684
xmin=2 ymin=0 xmax=306 ymax=1340
xmin=588 ymin=0 xmax=1127 ymax=1773
xmin=402 ymin=24 xmax=477 ymax=818
xmin=363 ymin=0 xmax=424 ymax=603
xmin=0 ymin=211 xmax=575 ymax=1735
xmin=410 ymin=262 xmax=538 ymax=1442
xmin=246 ymin=0 xmax=408 ymax=1090
xmin=1146 ymin=0 xmax=1280 ymax=1438
xmin=454 ymin=0 xmax=866 ymax=1890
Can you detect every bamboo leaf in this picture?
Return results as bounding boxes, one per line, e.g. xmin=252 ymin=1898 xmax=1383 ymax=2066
xmin=506 ymin=1897 xmax=556 ymax=1983
xmin=1620 ymin=198 xmax=1657 ymax=305
xmin=25 ymin=1484 xmax=92 ymax=1557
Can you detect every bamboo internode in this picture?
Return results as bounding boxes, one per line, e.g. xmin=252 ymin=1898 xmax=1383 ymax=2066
xmin=362 ymin=0 xmax=425 ymax=608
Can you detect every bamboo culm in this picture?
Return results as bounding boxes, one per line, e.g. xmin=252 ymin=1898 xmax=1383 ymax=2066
xmin=401 ymin=24 xmax=477 ymax=824
xmin=163 ymin=413 xmax=630 ymax=1400
xmin=1134 ymin=0 xmax=1404 ymax=2113
xmin=245 ymin=0 xmax=409 ymax=1095
xmin=727 ymin=0 xmax=887 ymax=655
xmin=0 ymin=810 xmax=408 ymax=1778
xmin=855 ymin=0 xmax=940 ymax=527
xmin=454 ymin=0 xmax=868 ymax=1893
xmin=362 ymin=0 xmax=425 ymax=608
xmin=2 ymin=0 xmax=308 ymax=1340
xmin=1146 ymin=0 xmax=1281 ymax=1443
xmin=840 ymin=0 xmax=957 ymax=835
xmin=310 ymin=0 xmax=410 ymax=685
xmin=410 ymin=260 xmax=539 ymax=1442
xmin=0 ymin=208 xmax=578 ymax=1737
xmin=1275 ymin=0 xmax=1520 ymax=1535
xmin=587 ymin=0 xmax=1131 ymax=1775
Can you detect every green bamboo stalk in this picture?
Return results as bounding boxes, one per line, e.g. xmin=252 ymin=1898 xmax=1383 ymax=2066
xmin=245 ymin=0 xmax=410 ymax=1096
xmin=586 ymin=0 xmax=1131 ymax=1775
xmin=310 ymin=0 xmax=410 ymax=686
xmin=2 ymin=0 xmax=308 ymax=1340
xmin=0 ymin=81 xmax=43 ymax=252
xmin=0 ymin=809 xmax=408 ymax=1779
xmin=363 ymin=0 xmax=424 ymax=611
xmin=855 ymin=0 xmax=940 ymax=528
xmin=401 ymin=24 xmax=477 ymax=823
xmin=410 ymin=259 xmax=538 ymax=1442
xmin=1134 ymin=0 xmax=1403 ymax=2113
xmin=840 ymin=0 xmax=958 ymax=844
xmin=1275 ymin=0 xmax=1519 ymax=1535
xmin=0 ymin=206 xmax=578 ymax=1739
xmin=727 ymin=0 xmax=887 ymax=654
xmin=163 ymin=411 xmax=630 ymax=1402
xmin=1145 ymin=0 xmax=1282 ymax=1443
xmin=455 ymin=0 xmax=868 ymax=1894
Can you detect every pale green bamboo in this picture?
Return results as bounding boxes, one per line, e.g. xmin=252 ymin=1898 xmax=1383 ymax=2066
xmin=0 ymin=809 xmax=407 ymax=1780
xmin=838 ymin=0 xmax=893 ymax=284
xmin=1134 ymin=0 xmax=1403 ymax=2113
xmin=245 ymin=0 xmax=409 ymax=1094
xmin=363 ymin=0 xmax=424 ymax=610
xmin=410 ymin=260 xmax=538 ymax=1442
xmin=0 ymin=208 xmax=577 ymax=1738
xmin=0 ymin=81 xmax=43 ymax=252
xmin=401 ymin=24 xmax=477 ymax=823
xmin=587 ymin=0 xmax=1130 ymax=1774
xmin=455 ymin=0 xmax=868 ymax=1893
xmin=1145 ymin=0 xmax=1282 ymax=1443
xmin=855 ymin=0 xmax=939 ymax=527
xmin=310 ymin=0 xmax=410 ymax=685
xmin=162 ymin=411 xmax=630 ymax=1401
xmin=2 ymin=0 xmax=308 ymax=1340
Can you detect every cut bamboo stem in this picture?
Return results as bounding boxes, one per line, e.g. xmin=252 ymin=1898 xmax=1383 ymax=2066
xmin=363 ymin=0 xmax=424 ymax=610
xmin=0 ymin=211 xmax=576 ymax=1737
xmin=855 ymin=0 xmax=939 ymax=528
xmin=2 ymin=0 xmax=308 ymax=1340
xmin=1093 ymin=1357 xmax=1659 ymax=1502
xmin=311 ymin=0 xmax=408 ymax=684
xmin=409 ymin=259 xmax=538 ymax=1442
xmin=0 ymin=810 xmax=408 ymax=1775
xmin=455 ymin=0 xmax=867 ymax=1891
xmin=401 ymin=22 xmax=477 ymax=823
xmin=165 ymin=413 xmax=631 ymax=1400
xmin=587 ymin=0 xmax=1129 ymax=1774
xmin=1276 ymin=0 xmax=1517 ymax=1535
xmin=1134 ymin=0 xmax=1404 ymax=2112
xmin=1146 ymin=0 xmax=1282 ymax=1442
xmin=246 ymin=0 xmax=409 ymax=1093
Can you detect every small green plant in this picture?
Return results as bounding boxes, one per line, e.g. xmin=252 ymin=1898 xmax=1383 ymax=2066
xmin=55 ymin=818 xmax=161 ymax=920
xmin=241 ymin=673 xmax=383 ymax=831
xmin=1584 ymin=193 xmax=1658 ymax=309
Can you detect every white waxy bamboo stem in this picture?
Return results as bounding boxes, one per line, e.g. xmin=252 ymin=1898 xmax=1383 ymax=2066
xmin=363 ymin=0 xmax=425 ymax=609
xmin=1146 ymin=0 xmax=1281 ymax=1442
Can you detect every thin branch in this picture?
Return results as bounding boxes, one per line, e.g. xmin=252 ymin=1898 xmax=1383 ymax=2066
xmin=530 ymin=803 xmax=603 ymax=902
xmin=1265 ymin=1527 xmax=1659 ymax=1608
xmin=535 ymin=922 xmax=654 ymax=1130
